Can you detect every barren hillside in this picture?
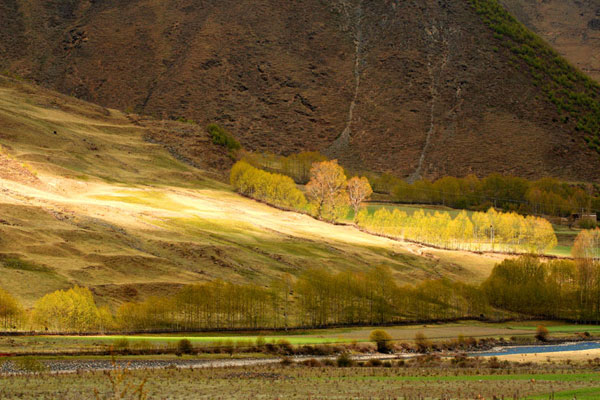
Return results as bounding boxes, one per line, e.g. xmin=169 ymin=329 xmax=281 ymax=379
xmin=1 ymin=0 xmax=599 ymax=182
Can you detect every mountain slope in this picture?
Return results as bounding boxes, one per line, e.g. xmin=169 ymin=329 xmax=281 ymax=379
xmin=1 ymin=0 xmax=599 ymax=182
xmin=0 ymin=76 xmax=501 ymax=307
xmin=500 ymin=0 xmax=600 ymax=82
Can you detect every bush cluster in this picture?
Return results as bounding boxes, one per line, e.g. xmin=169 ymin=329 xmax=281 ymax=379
xmin=230 ymin=161 xmax=306 ymax=210
xmin=207 ymin=123 xmax=241 ymax=151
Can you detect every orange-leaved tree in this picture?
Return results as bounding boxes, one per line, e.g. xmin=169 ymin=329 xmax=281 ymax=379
xmin=305 ymin=160 xmax=349 ymax=221
xmin=0 ymin=287 xmax=23 ymax=330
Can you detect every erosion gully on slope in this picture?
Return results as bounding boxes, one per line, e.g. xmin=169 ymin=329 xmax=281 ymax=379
xmin=409 ymin=20 xmax=449 ymax=183
xmin=326 ymin=0 xmax=365 ymax=159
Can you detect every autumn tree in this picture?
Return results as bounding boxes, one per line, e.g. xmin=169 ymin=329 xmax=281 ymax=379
xmin=0 ymin=287 xmax=23 ymax=330
xmin=572 ymin=228 xmax=600 ymax=318
xmin=305 ymin=160 xmax=349 ymax=221
xmin=347 ymin=176 xmax=373 ymax=221
xmin=32 ymin=286 xmax=109 ymax=332
xmin=281 ymin=151 xmax=327 ymax=184
xmin=230 ymin=161 xmax=306 ymax=210
xmin=369 ymin=329 xmax=393 ymax=353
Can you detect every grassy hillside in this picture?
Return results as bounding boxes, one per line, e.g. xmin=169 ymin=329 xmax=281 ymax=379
xmin=0 ymin=77 xmax=503 ymax=307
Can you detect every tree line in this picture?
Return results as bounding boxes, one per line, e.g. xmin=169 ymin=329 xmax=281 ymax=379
xmin=231 ymin=159 xmax=372 ymax=223
xmin=0 ymin=228 xmax=597 ymax=333
xmin=0 ymin=287 xmax=23 ymax=330
xmin=230 ymin=160 xmax=306 ymax=210
xmin=241 ymin=150 xmax=599 ymax=220
xmin=0 ymin=268 xmax=491 ymax=332
xmin=372 ymin=174 xmax=599 ymax=220
xmin=484 ymin=229 xmax=600 ymax=321
xmin=241 ymin=151 xmax=327 ymax=184
xmin=356 ymin=207 xmax=557 ymax=254
xmin=232 ymin=160 xmax=557 ymax=254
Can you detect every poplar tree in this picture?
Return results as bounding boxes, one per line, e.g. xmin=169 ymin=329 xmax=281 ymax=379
xmin=347 ymin=176 xmax=373 ymax=221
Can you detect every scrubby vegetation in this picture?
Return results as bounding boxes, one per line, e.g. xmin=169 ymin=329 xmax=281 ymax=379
xmin=468 ymin=0 xmax=600 ymax=152
xmin=2 ymin=360 xmax=600 ymax=399
xmin=207 ymin=123 xmax=241 ymax=151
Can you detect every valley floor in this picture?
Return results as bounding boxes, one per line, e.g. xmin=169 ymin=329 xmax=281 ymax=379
xmin=1 ymin=320 xmax=597 ymax=355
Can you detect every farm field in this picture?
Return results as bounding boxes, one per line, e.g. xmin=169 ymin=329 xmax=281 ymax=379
xmin=1 ymin=363 xmax=600 ymax=399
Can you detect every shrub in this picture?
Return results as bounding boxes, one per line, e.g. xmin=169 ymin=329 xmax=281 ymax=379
xmin=301 ymin=358 xmax=322 ymax=367
xmin=369 ymin=330 xmax=393 ymax=353
xmin=277 ymin=339 xmax=293 ymax=355
xmin=177 ymin=339 xmax=194 ymax=355
xmin=578 ymin=218 xmax=598 ymax=229
xmin=535 ymin=325 xmax=550 ymax=342
xmin=415 ymin=332 xmax=431 ymax=353
xmin=255 ymin=335 xmax=266 ymax=349
xmin=487 ymin=356 xmax=506 ymax=369
xmin=113 ymin=338 xmax=129 ymax=351
xmin=323 ymin=359 xmax=335 ymax=367
xmin=336 ymin=352 xmax=354 ymax=367
xmin=207 ymin=123 xmax=241 ymax=151
xmin=222 ymin=339 xmax=235 ymax=355
xmin=366 ymin=359 xmax=382 ymax=367
xmin=280 ymin=356 xmax=293 ymax=366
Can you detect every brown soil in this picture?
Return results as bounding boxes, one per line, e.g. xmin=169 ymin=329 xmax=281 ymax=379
xmin=1 ymin=0 xmax=599 ymax=182
xmin=500 ymin=0 xmax=600 ymax=82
